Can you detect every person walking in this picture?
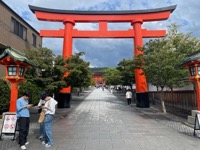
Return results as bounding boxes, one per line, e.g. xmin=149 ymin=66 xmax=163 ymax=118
xmin=16 ymin=91 xmax=33 ymax=150
xmin=125 ymin=89 xmax=132 ymax=105
xmin=40 ymin=92 xmax=58 ymax=148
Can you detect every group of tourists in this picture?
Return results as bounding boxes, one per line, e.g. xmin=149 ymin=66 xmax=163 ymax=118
xmin=15 ymin=88 xmax=133 ymax=150
xmin=16 ymin=91 xmax=57 ymax=150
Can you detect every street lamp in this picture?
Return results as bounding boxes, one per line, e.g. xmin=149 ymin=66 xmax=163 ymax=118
xmin=179 ymin=51 xmax=200 ymax=110
xmin=0 ymin=47 xmax=36 ymax=112
xmin=6 ymin=64 xmax=25 ymax=78
xmin=189 ymin=66 xmax=196 ymax=76
xmin=8 ymin=65 xmax=17 ymax=76
xmin=19 ymin=66 xmax=25 ymax=77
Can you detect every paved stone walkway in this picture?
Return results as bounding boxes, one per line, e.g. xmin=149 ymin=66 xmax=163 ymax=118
xmin=1 ymin=88 xmax=200 ymax=150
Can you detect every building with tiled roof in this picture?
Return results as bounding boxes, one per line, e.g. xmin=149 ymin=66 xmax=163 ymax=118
xmin=0 ymin=1 xmax=42 ymax=77
xmin=93 ymin=72 xmax=105 ymax=86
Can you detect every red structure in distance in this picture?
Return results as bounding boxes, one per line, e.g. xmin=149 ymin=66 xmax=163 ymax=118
xmin=92 ymin=72 xmax=105 ymax=87
xmin=29 ymin=5 xmax=176 ymax=108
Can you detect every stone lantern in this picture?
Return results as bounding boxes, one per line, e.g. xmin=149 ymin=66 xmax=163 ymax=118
xmin=0 ymin=47 xmax=36 ymax=112
xmin=179 ymin=50 xmax=200 ymax=110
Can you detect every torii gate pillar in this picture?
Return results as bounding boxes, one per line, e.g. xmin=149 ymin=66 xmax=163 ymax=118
xmin=132 ymin=19 xmax=149 ymax=107
xmin=58 ymin=20 xmax=75 ymax=108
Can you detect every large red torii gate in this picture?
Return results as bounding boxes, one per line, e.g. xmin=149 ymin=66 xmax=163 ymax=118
xmin=29 ymin=5 xmax=176 ymax=108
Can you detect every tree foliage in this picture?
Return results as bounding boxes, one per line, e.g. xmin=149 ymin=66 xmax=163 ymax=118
xmin=23 ymin=49 xmax=92 ymax=94
xmin=0 ymin=79 xmax=10 ymax=113
xmin=116 ymin=59 xmax=135 ymax=87
xmin=64 ymin=52 xmax=92 ymax=89
xmin=103 ymin=68 xmax=122 ymax=85
xmin=134 ymin=23 xmax=200 ymax=113
xmin=140 ymin=24 xmax=200 ymax=90
xmin=23 ymin=47 xmax=66 ymax=94
xmin=19 ymin=81 xmax=42 ymax=105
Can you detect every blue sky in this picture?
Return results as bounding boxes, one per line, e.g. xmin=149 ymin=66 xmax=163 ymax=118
xmin=3 ymin=0 xmax=200 ymax=68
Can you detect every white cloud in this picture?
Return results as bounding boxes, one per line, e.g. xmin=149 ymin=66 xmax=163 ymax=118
xmin=2 ymin=0 xmax=200 ymax=67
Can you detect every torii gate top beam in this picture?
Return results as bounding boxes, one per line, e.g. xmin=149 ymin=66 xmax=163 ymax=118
xmin=29 ymin=5 xmax=176 ymax=23
xmin=29 ymin=5 xmax=176 ymax=39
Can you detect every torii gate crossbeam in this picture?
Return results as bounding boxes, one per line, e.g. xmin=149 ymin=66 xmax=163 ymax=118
xmin=29 ymin=5 xmax=176 ymax=108
xmin=40 ymin=29 xmax=166 ymax=38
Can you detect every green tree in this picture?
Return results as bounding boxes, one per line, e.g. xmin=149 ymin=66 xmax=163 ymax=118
xmin=164 ymin=24 xmax=200 ymax=89
xmin=64 ymin=52 xmax=92 ymax=90
xmin=23 ymin=48 xmax=66 ymax=94
xmin=135 ymin=23 xmax=200 ymax=113
xmin=24 ymin=47 xmax=55 ymax=86
xmin=103 ymin=68 xmax=122 ymax=85
xmin=0 ymin=79 xmax=10 ymax=113
xmin=18 ymin=81 xmax=42 ymax=105
xmin=116 ymin=59 xmax=135 ymax=88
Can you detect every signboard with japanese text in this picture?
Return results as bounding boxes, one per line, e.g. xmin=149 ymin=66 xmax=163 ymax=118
xmin=2 ymin=114 xmax=17 ymax=133
xmin=0 ymin=113 xmax=17 ymax=140
xmin=194 ymin=113 xmax=200 ymax=136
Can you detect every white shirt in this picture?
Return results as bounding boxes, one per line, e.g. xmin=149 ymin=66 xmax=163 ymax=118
xmin=44 ymin=97 xmax=58 ymax=115
xmin=126 ymin=91 xmax=132 ymax=99
xmin=38 ymin=99 xmax=45 ymax=107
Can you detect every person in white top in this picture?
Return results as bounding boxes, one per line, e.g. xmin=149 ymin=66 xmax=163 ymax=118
xmin=40 ymin=92 xmax=58 ymax=148
xmin=126 ymin=89 xmax=132 ymax=105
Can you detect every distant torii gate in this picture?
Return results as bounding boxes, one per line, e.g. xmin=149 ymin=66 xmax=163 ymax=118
xmin=29 ymin=5 xmax=176 ymax=108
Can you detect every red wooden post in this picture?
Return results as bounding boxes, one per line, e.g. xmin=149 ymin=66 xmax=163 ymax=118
xmin=63 ymin=20 xmax=74 ymax=58
xmin=60 ymin=20 xmax=75 ymax=94
xmin=131 ymin=19 xmax=148 ymax=93
xmin=196 ymin=83 xmax=200 ymax=110
xmin=9 ymin=82 xmax=19 ymax=112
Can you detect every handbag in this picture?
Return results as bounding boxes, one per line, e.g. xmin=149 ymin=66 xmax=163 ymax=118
xmin=38 ymin=108 xmax=42 ymax=114
xmin=38 ymin=110 xmax=45 ymax=123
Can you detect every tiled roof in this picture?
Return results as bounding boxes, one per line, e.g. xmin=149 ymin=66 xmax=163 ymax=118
xmin=0 ymin=47 xmax=37 ymax=67
xmin=178 ymin=50 xmax=200 ymax=66
xmin=29 ymin=5 xmax=176 ymax=15
xmin=93 ymin=72 xmax=104 ymax=76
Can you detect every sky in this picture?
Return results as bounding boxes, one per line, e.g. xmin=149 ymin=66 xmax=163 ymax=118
xmin=2 ymin=0 xmax=200 ymax=68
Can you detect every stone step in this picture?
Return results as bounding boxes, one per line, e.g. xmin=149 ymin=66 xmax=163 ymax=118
xmin=184 ymin=121 xmax=194 ymax=128
xmin=188 ymin=115 xmax=195 ymax=125
xmin=192 ymin=110 xmax=200 ymax=117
